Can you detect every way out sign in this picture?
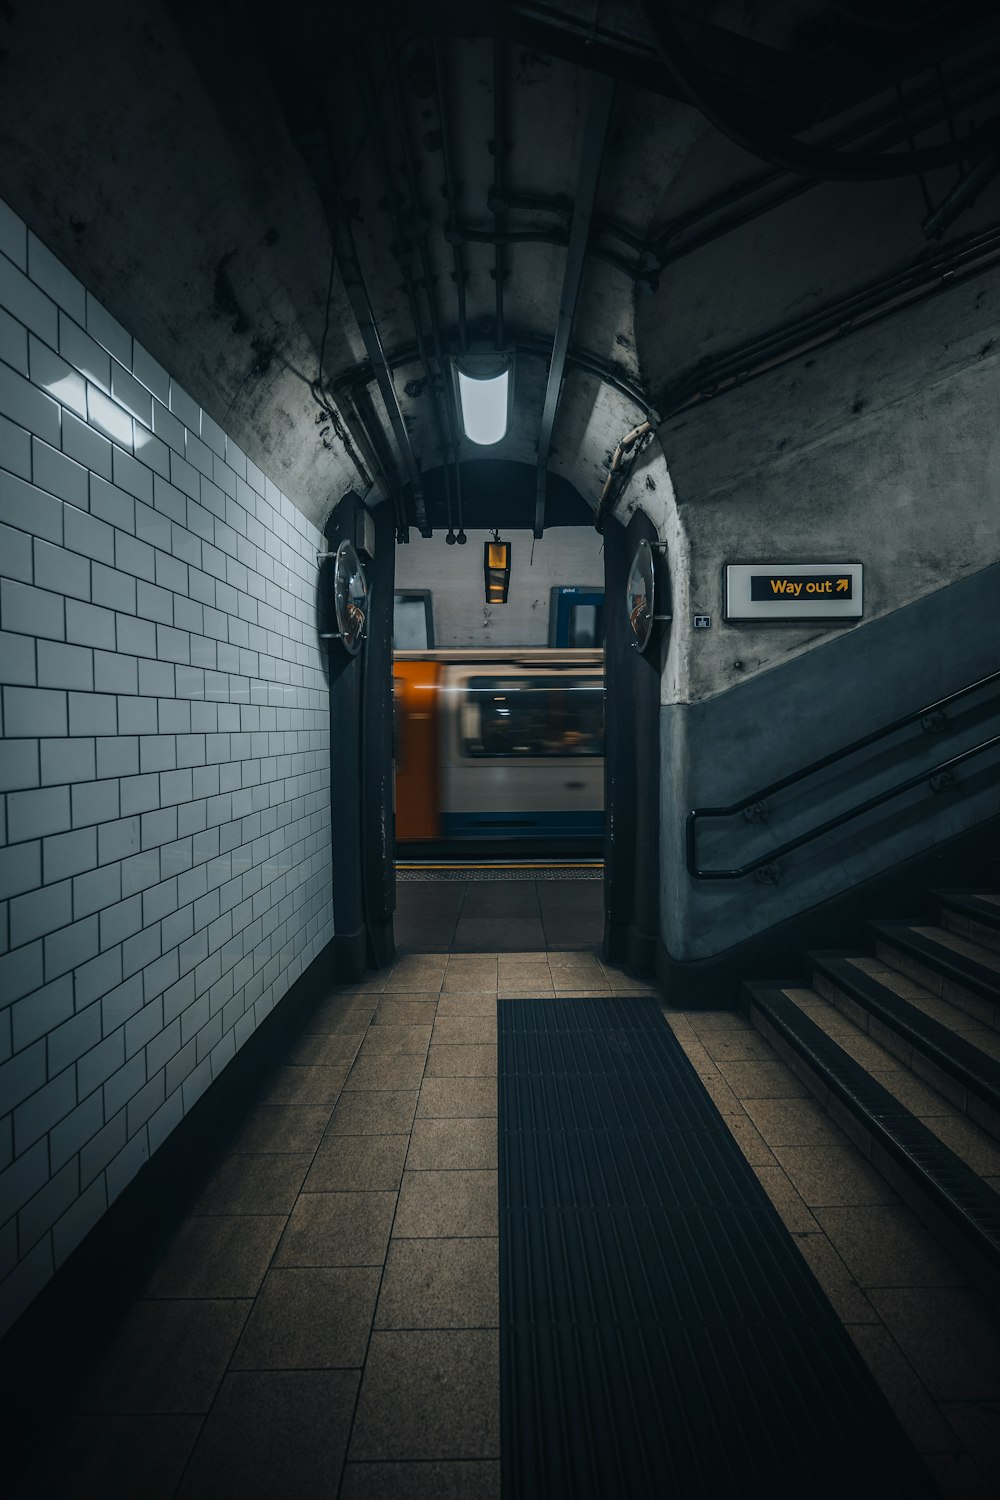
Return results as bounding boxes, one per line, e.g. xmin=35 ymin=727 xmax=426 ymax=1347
xmin=725 ymin=562 xmax=863 ymax=621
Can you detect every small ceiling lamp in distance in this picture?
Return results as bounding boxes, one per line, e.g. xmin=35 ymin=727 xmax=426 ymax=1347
xmin=455 ymin=351 xmax=512 ymax=446
xmin=484 ymin=529 xmax=511 ymax=604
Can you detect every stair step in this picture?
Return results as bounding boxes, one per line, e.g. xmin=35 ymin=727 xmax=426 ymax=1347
xmin=867 ymin=920 xmax=1000 ymax=1027
xmin=743 ymin=981 xmax=1000 ymax=1307
xmin=934 ymin=889 xmax=1000 ymax=956
xmin=808 ymin=951 xmax=1000 ymax=1143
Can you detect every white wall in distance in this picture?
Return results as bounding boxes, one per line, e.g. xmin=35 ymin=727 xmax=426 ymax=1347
xmin=0 ymin=197 xmax=334 ymax=1336
xmin=394 ymin=526 xmax=605 ymax=647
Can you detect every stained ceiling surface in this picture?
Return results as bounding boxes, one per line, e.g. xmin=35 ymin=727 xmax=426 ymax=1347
xmin=1 ymin=0 xmax=999 ymax=534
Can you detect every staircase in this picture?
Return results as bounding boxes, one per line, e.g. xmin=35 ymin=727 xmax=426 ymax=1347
xmin=744 ymin=890 xmax=1000 ymax=1311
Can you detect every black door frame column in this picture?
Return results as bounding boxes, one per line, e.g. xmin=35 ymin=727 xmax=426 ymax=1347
xmin=322 ymin=492 xmax=396 ymax=979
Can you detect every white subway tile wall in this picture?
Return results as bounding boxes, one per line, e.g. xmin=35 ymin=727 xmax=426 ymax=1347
xmin=0 ymin=199 xmax=335 ymax=1335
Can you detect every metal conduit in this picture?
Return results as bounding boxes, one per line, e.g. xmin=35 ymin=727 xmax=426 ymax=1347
xmin=432 ymin=38 xmax=467 ymax=540
xmin=657 ymin=217 xmax=1000 ymax=421
xmin=534 ymin=72 xmax=616 ymax=537
xmin=636 ymin=0 xmax=1000 ymax=181
xmin=358 ymin=43 xmax=449 ymax=537
xmin=494 ymin=36 xmax=506 ymax=349
xmin=388 ymin=41 xmax=466 ymax=543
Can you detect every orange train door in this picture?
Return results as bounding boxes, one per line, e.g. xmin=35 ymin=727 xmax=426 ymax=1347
xmin=393 ymin=658 xmax=441 ymax=841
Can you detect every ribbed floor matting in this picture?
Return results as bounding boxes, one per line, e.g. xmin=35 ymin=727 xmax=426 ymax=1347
xmin=498 ymin=996 xmax=938 ymax=1499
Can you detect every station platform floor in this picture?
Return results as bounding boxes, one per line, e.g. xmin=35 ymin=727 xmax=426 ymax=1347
xmin=8 ymin=875 xmax=1000 ymax=1497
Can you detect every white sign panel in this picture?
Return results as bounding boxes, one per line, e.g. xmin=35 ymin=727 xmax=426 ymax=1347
xmin=725 ymin=562 xmax=863 ymax=621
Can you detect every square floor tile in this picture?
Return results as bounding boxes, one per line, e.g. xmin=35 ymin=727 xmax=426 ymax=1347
xmin=229 ymin=1104 xmax=333 ymax=1155
xmin=231 ymin=1266 xmax=380 ymax=1369
xmin=436 ymin=993 xmax=497 ymax=1017
xmin=257 ymin=1064 xmax=351 ymax=1106
xmin=349 ymin=1330 xmax=499 ymax=1460
xmin=177 ymin=1370 xmax=358 ymax=1499
xmin=375 ymin=1238 xmax=498 ymax=1330
xmin=16 ymin=1414 xmax=202 ymax=1500
xmin=741 ymin=1096 xmax=845 ymax=1148
xmin=718 ymin=1061 xmax=810 ymax=1099
xmin=425 ymin=1044 xmax=497 ymax=1078
xmin=847 ymin=1325 xmax=963 ymax=1454
xmin=325 ymin=1091 xmax=419 ymax=1137
xmin=143 ymin=1216 xmax=286 ymax=1299
xmin=372 ymin=999 xmax=439 ymax=1026
xmin=340 ymin=1459 xmax=500 ymax=1499
xmin=416 ymin=1078 xmax=497 ymax=1119
xmin=76 ymin=1300 xmax=249 ymax=1414
xmin=305 ymin=1134 xmax=410 ymax=1192
xmin=287 ymin=1032 xmax=365 ymax=1066
xmin=359 ymin=1024 xmax=433 ymax=1055
xmin=274 ymin=1193 xmax=397 ymax=1268
xmin=393 ymin=1170 xmax=497 ymax=1238
xmin=814 ymin=1204 xmax=965 ymax=1289
xmin=194 ymin=1153 xmax=312 ymax=1215
xmin=866 ymin=1287 xmax=1000 ymax=1401
xmin=406 ymin=1118 xmax=497 ymax=1171
xmin=345 ymin=1052 xmax=427 ymax=1092
xmin=432 ymin=1015 xmax=497 ymax=1045
xmin=771 ymin=1145 xmax=899 ymax=1207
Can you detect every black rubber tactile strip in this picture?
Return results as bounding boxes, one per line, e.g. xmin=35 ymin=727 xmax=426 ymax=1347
xmin=809 ymin=951 xmax=1000 ymax=1114
xmin=746 ymin=983 xmax=1000 ymax=1271
xmin=498 ymin=995 xmax=938 ymax=1500
xmin=868 ymin=920 xmax=1000 ymax=1007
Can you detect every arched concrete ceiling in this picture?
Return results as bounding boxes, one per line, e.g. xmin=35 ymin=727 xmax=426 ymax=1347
xmin=1 ymin=0 xmax=998 ymax=532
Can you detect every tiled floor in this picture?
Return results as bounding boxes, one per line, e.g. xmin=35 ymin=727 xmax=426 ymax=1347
xmin=16 ymin=942 xmax=1000 ymax=1499
xmin=16 ymin=947 xmax=650 ymax=1500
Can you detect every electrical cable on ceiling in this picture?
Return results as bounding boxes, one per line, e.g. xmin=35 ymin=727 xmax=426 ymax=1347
xmin=308 ymin=34 xmax=417 ymax=446
xmin=636 ymin=0 xmax=1000 ymax=180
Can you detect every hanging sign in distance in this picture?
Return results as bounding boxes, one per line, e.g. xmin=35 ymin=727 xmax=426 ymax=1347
xmin=725 ymin=562 xmax=863 ymax=621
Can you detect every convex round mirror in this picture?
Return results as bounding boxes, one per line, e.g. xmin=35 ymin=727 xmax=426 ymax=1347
xmin=626 ymin=539 xmax=655 ymax=653
xmin=333 ymin=539 xmax=369 ymax=655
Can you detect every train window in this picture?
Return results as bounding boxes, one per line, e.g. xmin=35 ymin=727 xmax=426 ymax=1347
xmin=462 ymin=676 xmax=604 ymax=758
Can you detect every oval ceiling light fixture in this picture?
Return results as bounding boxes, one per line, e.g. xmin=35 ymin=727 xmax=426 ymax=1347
xmin=455 ymin=352 xmax=512 ymax=446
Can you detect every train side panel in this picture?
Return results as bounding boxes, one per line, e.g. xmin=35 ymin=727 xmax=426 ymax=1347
xmin=393 ymin=658 xmax=442 ymax=840
xmin=439 ymin=660 xmax=604 ymax=842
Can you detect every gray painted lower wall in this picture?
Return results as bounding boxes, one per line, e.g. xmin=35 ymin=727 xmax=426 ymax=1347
xmin=660 ymin=562 xmax=1000 ymax=963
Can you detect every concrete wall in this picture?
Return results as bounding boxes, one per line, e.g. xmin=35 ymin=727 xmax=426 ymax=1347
xmin=655 ymin=266 xmax=1000 ymax=706
xmin=611 ymin=261 xmax=1000 ymax=968
xmin=394 ymin=526 xmax=605 ymax=647
xmin=0 ymin=198 xmax=334 ymax=1335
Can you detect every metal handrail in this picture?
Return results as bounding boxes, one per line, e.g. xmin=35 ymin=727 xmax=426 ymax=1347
xmin=687 ymin=667 xmax=1000 ymax=880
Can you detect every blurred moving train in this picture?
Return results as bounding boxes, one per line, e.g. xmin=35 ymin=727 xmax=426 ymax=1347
xmin=393 ymin=650 xmax=604 ymax=853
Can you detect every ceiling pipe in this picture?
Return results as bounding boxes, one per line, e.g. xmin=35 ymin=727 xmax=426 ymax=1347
xmin=388 ymin=38 xmax=467 ymax=544
xmin=649 ymin=52 xmax=1000 ymax=261
xmin=328 ymin=197 xmax=430 ymax=535
xmin=292 ymin=122 xmax=427 ymax=537
xmin=434 ymin=39 xmax=468 ymax=355
xmin=656 ymin=216 xmax=1000 ymax=421
xmin=534 ymin=72 xmax=616 ymax=538
xmin=493 ymin=36 xmax=507 ymax=349
xmin=636 ymin=0 xmax=999 ymax=181
xmin=594 ymin=419 xmax=654 ymax=534
xmin=340 ymin=381 xmax=408 ymax=541
xmin=358 ymin=42 xmax=449 ymax=538
xmin=432 ymin=38 xmax=467 ymax=542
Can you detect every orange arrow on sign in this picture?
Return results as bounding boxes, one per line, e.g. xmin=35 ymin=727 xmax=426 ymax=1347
xmin=836 ymin=578 xmax=849 ymax=593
